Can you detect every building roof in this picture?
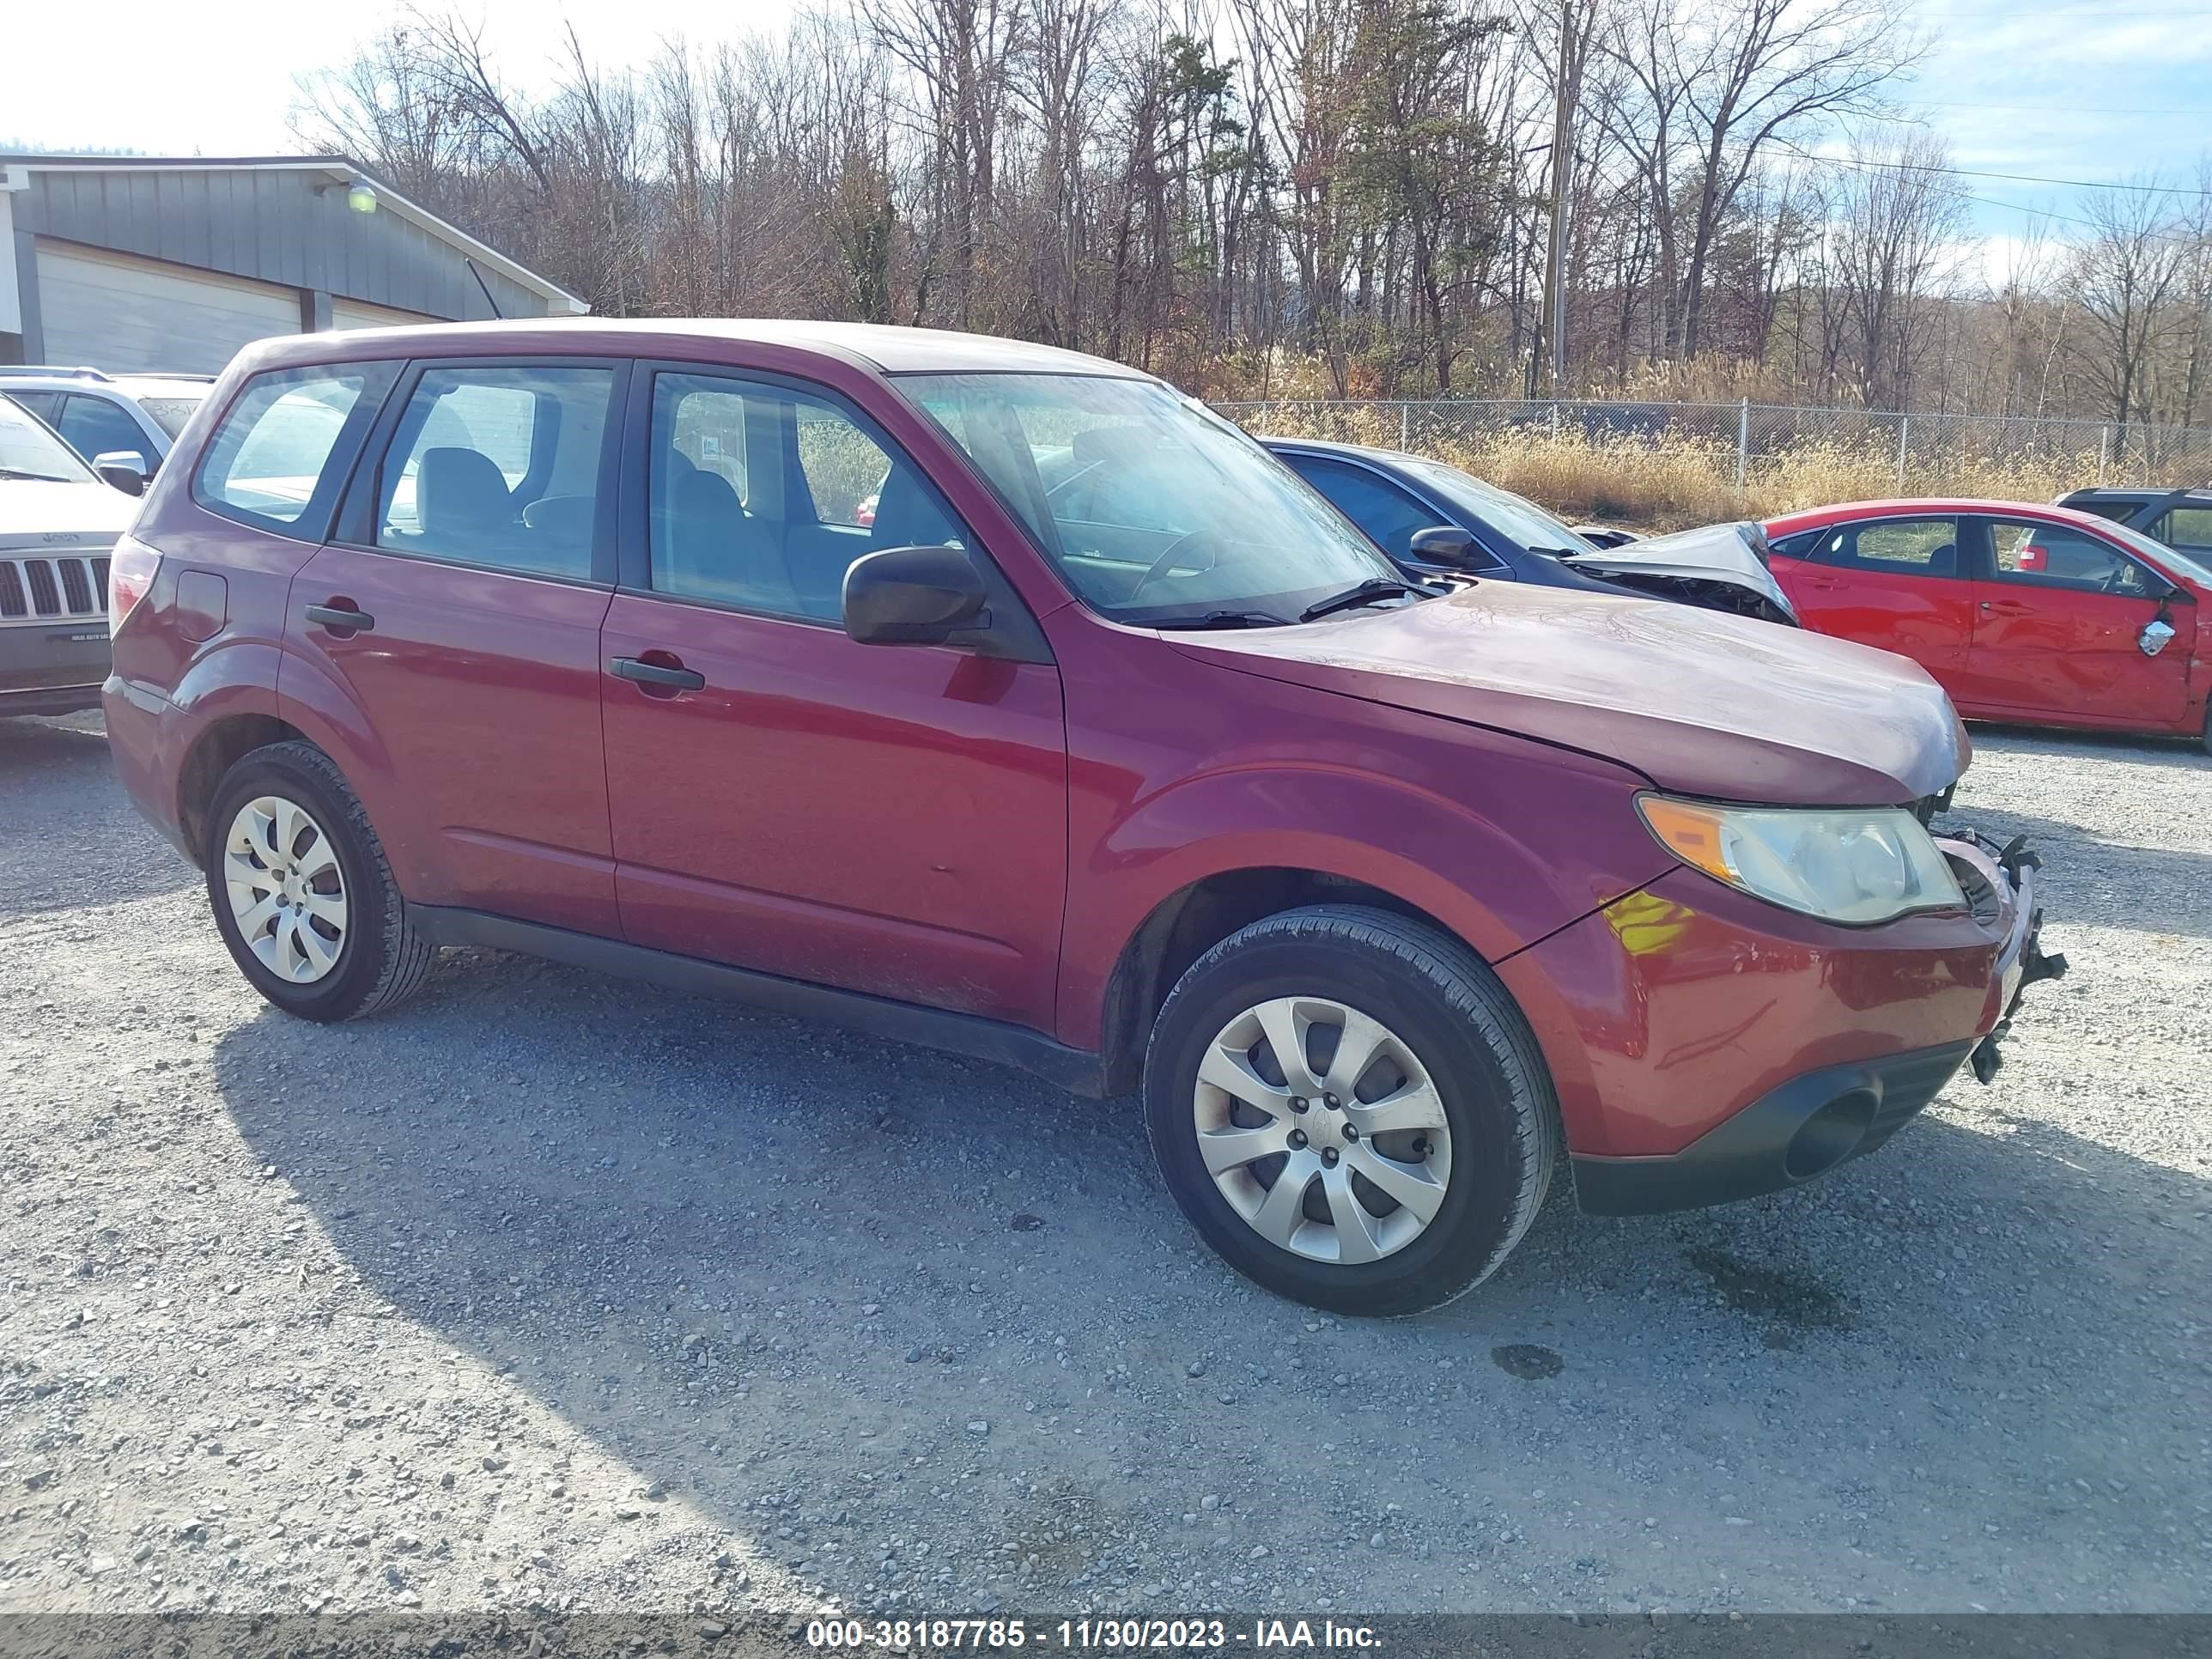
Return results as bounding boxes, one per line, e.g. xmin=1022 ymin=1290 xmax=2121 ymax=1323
xmin=0 ymin=153 xmax=587 ymax=315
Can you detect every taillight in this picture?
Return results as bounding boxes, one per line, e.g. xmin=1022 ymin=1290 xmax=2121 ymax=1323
xmin=108 ymin=533 xmax=161 ymax=635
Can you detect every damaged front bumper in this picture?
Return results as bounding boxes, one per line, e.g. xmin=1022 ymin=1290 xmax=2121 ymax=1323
xmin=1522 ymin=819 xmax=2071 ymax=1218
xmin=1931 ymin=828 xmax=2069 ymax=1084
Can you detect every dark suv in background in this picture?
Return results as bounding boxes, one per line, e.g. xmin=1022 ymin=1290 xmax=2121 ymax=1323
xmin=2056 ymin=487 xmax=2212 ymax=561
xmin=104 ymin=319 xmax=2057 ymax=1314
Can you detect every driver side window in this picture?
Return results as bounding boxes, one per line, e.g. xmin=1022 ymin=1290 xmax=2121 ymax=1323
xmin=1985 ymin=520 xmax=2150 ymax=593
xmin=1288 ymin=459 xmax=1441 ymax=563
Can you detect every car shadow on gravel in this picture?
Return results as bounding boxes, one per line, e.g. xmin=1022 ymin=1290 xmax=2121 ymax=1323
xmin=204 ymin=945 xmax=2212 ymax=1613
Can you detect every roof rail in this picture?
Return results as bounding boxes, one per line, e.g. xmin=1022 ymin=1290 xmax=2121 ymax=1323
xmin=0 ymin=365 xmax=113 ymax=381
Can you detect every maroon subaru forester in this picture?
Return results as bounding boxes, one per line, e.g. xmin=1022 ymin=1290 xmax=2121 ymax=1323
xmin=104 ymin=320 xmax=2063 ymax=1314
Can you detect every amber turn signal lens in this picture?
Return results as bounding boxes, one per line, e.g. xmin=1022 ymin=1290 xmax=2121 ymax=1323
xmin=1634 ymin=796 xmax=1736 ymax=885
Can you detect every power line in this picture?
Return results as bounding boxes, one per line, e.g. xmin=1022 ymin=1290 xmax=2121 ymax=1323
xmin=1821 ymin=155 xmax=2212 ymax=199
xmin=1931 ymin=6 xmax=2212 ymax=16
xmin=1802 ymin=161 xmax=2204 ymax=248
xmin=1901 ymin=97 xmax=2205 ymax=118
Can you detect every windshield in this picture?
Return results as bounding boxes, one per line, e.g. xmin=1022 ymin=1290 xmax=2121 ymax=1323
xmin=2101 ymin=517 xmax=2212 ymax=586
xmin=899 ymin=373 xmax=1401 ymax=623
xmin=1404 ymin=459 xmax=1587 ymax=554
xmin=0 ymin=396 xmax=95 ymax=483
xmin=137 ymin=392 xmax=208 ymax=439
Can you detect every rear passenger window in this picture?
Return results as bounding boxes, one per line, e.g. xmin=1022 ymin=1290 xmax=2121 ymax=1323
xmin=1815 ymin=518 xmax=1958 ymax=577
xmin=2159 ymin=507 xmax=2212 ymax=551
xmin=196 ymin=367 xmax=385 ymax=532
xmin=375 ymin=364 xmax=614 ymax=581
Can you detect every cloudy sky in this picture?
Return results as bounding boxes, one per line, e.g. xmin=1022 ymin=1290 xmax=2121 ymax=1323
xmin=8 ymin=0 xmax=2206 ymax=262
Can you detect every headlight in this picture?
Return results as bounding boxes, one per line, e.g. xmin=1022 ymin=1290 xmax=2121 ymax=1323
xmin=1636 ymin=794 xmax=1964 ymax=925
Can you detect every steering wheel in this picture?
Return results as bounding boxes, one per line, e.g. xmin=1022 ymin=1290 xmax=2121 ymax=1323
xmin=1127 ymin=529 xmax=1223 ymax=603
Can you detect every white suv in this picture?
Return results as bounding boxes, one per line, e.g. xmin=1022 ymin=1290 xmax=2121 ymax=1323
xmin=0 ymin=367 xmax=215 ymax=493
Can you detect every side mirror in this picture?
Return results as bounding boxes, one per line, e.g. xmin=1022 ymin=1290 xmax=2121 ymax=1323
xmin=92 ymin=451 xmax=149 ymax=496
xmin=842 ymin=544 xmax=990 ymax=647
xmin=1407 ymin=525 xmax=1479 ymax=568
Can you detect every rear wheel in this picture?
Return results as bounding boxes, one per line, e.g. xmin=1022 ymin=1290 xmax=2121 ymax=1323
xmin=1143 ymin=905 xmax=1559 ymax=1316
xmin=204 ymin=741 xmax=433 ymax=1021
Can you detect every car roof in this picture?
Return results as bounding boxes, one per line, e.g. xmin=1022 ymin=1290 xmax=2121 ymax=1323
xmin=0 ymin=370 xmax=210 ymax=395
xmin=1763 ymin=497 xmax=2131 ymax=536
xmin=2059 ymin=485 xmax=2210 ymax=500
xmin=108 ymin=376 xmax=217 ymax=397
xmin=240 ymin=317 xmax=1154 ymax=380
xmin=1257 ymin=434 xmax=1423 ymax=465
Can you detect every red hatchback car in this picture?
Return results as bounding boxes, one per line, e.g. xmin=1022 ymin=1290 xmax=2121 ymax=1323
xmin=1765 ymin=498 xmax=2212 ymax=750
xmin=106 ymin=322 xmax=2062 ymax=1314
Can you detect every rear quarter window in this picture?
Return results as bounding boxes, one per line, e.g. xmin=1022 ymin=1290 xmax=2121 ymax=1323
xmin=193 ymin=365 xmax=397 ymax=537
xmin=2159 ymin=507 xmax=2212 ymax=551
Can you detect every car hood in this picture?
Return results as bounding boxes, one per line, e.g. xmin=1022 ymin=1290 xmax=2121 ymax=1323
xmin=1166 ymin=582 xmax=1968 ymax=805
xmin=1561 ymin=520 xmax=1800 ymax=623
xmin=0 ymin=479 xmax=138 ymax=549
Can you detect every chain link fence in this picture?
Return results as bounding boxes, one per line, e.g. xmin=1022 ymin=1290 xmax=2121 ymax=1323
xmin=1212 ymin=398 xmax=2212 ymax=503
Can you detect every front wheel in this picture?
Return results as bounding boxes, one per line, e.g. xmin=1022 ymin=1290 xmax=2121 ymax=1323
xmin=204 ymin=741 xmax=433 ymax=1022
xmin=1143 ymin=905 xmax=1560 ymax=1316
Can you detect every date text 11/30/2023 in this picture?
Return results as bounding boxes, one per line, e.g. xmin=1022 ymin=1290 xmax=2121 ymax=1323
xmin=805 ymin=1618 xmax=1383 ymax=1650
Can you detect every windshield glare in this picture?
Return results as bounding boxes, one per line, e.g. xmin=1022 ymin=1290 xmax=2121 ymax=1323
xmin=0 ymin=397 xmax=95 ymax=483
xmin=899 ymin=374 xmax=1401 ymax=623
xmin=1406 ymin=459 xmax=1586 ymax=554
xmin=2102 ymin=517 xmax=2212 ymax=586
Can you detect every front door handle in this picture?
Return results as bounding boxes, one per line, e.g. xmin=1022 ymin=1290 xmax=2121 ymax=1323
xmin=304 ymin=602 xmax=375 ymax=633
xmin=610 ymin=655 xmax=705 ymax=691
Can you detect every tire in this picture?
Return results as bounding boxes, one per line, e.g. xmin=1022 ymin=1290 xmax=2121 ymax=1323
xmin=203 ymin=740 xmax=434 ymax=1022
xmin=1144 ymin=904 xmax=1560 ymax=1316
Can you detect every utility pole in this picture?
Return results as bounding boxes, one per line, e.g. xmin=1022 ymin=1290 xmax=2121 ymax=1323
xmin=1534 ymin=1 xmax=1579 ymax=396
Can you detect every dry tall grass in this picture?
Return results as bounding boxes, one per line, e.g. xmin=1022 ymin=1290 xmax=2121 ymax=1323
xmin=1241 ymin=404 xmax=2096 ymax=531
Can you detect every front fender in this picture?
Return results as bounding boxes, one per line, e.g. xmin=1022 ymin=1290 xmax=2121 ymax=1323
xmin=1055 ymin=686 xmax=1674 ymax=1052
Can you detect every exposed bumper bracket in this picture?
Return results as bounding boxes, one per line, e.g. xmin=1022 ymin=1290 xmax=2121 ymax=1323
xmin=1942 ymin=826 xmax=2068 ymax=1085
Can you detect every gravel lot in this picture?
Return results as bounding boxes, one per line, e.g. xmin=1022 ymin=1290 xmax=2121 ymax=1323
xmin=1 ymin=709 xmax=2206 ymax=1621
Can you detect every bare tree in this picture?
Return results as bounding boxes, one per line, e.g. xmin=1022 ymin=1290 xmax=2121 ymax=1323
xmin=2069 ymin=178 xmax=2189 ymax=454
xmin=283 ymin=0 xmax=2212 ymax=427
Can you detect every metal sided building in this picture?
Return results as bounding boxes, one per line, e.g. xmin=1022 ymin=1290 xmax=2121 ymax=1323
xmin=0 ymin=155 xmax=587 ymax=374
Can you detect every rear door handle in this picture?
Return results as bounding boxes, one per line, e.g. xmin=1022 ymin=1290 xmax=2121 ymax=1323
xmin=304 ymin=602 xmax=375 ymax=632
xmin=609 ymin=655 xmax=705 ymax=691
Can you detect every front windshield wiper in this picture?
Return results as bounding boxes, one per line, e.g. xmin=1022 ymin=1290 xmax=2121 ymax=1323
xmin=1137 ymin=609 xmax=1291 ymax=630
xmin=1297 ymin=577 xmax=1426 ymax=623
xmin=0 ymin=467 xmax=75 ymax=483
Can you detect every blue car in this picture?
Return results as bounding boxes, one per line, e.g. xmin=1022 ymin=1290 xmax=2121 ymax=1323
xmin=1263 ymin=436 xmax=1797 ymax=625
